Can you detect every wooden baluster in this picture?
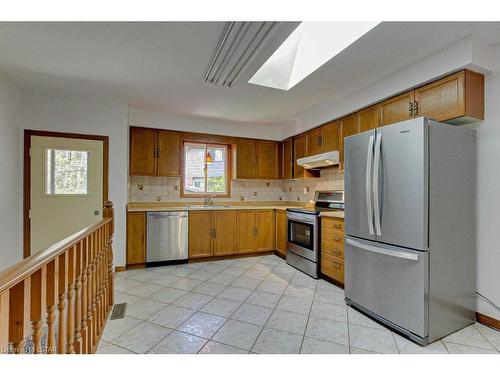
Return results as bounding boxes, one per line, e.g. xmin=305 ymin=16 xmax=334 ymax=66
xmin=101 ymin=226 xmax=108 ymax=324
xmin=66 ymin=246 xmax=76 ymax=354
xmin=86 ymin=235 xmax=95 ymax=354
xmin=0 ymin=291 xmax=9 ymax=354
xmin=30 ymin=267 xmax=46 ymax=353
xmin=80 ymin=237 xmax=89 ymax=354
xmin=9 ymin=278 xmax=31 ymax=354
xmin=91 ymin=232 xmax=99 ymax=352
xmin=73 ymin=241 xmax=83 ymax=353
xmin=57 ymin=252 xmax=68 ymax=354
xmin=104 ymin=201 xmax=114 ymax=307
xmin=96 ymin=228 xmax=103 ymax=333
xmin=45 ymin=258 xmax=59 ymax=354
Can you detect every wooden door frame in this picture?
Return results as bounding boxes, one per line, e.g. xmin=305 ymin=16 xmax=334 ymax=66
xmin=23 ymin=129 xmax=109 ymax=258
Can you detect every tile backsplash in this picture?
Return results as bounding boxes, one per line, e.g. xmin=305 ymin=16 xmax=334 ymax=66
xmin=129 ymin=167 xmax=344 ymax=202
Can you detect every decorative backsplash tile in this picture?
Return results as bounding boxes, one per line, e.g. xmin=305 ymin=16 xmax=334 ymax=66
xmin=128 ymin=167 xmax=344 ymax=202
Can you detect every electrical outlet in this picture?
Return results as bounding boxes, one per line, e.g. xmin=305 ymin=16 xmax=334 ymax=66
xmin=303 ymin=186 xmax=309 ymax=194
xmin=253 ymin=191 xmax=257 ymax=196
xmin=174 ymin=185 xmax=179 ymax=191
xmin=240 ymin=195 xmax=245 ymax=201
xmin=266 ymin=182 xmax=270 ymax=187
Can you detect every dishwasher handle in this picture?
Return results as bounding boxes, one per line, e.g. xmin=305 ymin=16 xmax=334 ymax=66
xmin=147 ymin=211 xmax=188 ymax=219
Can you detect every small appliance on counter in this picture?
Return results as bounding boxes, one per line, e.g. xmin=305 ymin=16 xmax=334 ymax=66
xmin=286 ymin=190 xmax=344 ymax=278
xmin=344 ymin=117 xmax=476 ymax=345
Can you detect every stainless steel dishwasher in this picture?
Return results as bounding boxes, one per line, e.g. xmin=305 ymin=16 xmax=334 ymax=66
xmin=147 ymin=211 xmax=188 ymax=264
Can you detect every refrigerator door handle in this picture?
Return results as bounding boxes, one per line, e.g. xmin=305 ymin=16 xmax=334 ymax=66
xmin=373 ymin=133 xmax=382 ymax=236
xmin=346 ymin=238 xmax=419 ymax=261
xmin=366 ymin=135 xmax=375 ymax=235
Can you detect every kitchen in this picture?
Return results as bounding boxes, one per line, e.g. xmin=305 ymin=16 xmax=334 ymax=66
xmin=1 ymin=15 xmax=500 ymax=364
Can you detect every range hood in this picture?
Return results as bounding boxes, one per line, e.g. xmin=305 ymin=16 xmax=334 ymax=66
xmin=297 ymin=151 xmax=340 ymax=169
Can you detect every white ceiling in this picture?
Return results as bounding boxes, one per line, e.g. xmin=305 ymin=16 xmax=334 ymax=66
xmin=1 ymin=22 xmax=500 ymax=124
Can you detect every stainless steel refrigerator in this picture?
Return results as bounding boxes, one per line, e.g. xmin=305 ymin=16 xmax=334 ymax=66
xmin=344 ymin=117 xmax=476 ymax=345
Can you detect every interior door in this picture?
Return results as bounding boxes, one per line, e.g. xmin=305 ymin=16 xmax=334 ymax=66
xmin=374 ymin=118 xmax=428 ymax=250
xmin=344 ymin=129 xmax=376 ymax=241
xmin=30 ymin=136 xmax=103 ymax=254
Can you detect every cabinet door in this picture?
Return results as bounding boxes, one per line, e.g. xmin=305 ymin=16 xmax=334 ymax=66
xmin=188 ymin=211 xmax=213 ymax=258
xmin=414 ymin=71 xmax=465 ymax=122
xmin=129 ymin=127 xmax=157 ymax=176
xmin=236 ymin=139 xmax=256 ymax=179
xmin=213 ymin=211 xmax=236 ymax=256
xmin=379 ymin=91 xmax=415 ymax=126
xmin=306 ymin=127 xmax=322 ymax=156
xmin=255 ymin=210 xmax=276 ymax=252
xmin=282 ymin=139 xmax=293 ymax=179
xmin=320 ymin=121 xmax=339 ymax=153
xmin=256 ymin=141 xmax=279 ymax=179
xmin=358 ymin=105 xmax=379 ymax=133
xmin=293 ymin=134 xmax=307 ymax=178
xmin=157 ymin=130 xmax=181 ymax=176
xmin=236 ymin=211 xmax=255 ymax=253
xmin=127 ymin=212 xmax=146 ymax=265
xmin=276 ymin=210 xmax=287 ymax=256
xmin=339 ymin=113 xmax=359 ymax=172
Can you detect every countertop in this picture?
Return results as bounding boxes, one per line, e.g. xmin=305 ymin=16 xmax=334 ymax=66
xmin=127 ymin=201 xmax=345 ymax=219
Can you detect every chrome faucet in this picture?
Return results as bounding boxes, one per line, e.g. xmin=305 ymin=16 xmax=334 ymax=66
xmin=204 ymin=194 xmax=216 ymax=206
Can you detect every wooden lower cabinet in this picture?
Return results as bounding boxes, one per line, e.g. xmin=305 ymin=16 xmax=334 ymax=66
xmin=236 ymin=210 xmax=276 ymax=254
xmin=320 ymin=217 xmax=345 ymax=285
xmin=255 ymin=210 xmax=276 ymax=251
xmin=126 ymin=212 xmax=146 ymax=265
xmin=213 ymin=211 xmax=236 ymax=256
xmin=188 ymin=211 xmax=213 ymax=258
xmin=275 ymin=210 xmax=287 ymax=257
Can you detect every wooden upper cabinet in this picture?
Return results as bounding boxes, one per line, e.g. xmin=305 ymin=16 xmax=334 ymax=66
xmin=188 ymin=211 xmax=213 ymax=258
xmin=256 ymin=141 xmax=279 ymax=179
xmin=213 ymin=211 xmax=236 ymax=256
xmin=236 ymin=139 xmax=256 ymax=179
xmin=414 ymin=70 xmax=484 ymax=123
xmin=126 ymin=212 xmax=146 ymax=265
xmin=255 ymin=210 xmax=276 ymax=251
xmin=293 ymin=134 xmax=306 ymax=178
xmin=275 ymin=210 xmax=287 ymax=257
xmin=157 ymin=130 xmax=181 ymax=176
xmin=339 ymin=113 xmax=359 ymax=171
xmin=129 ymin=127 xmax=157 ymax=176
xmin=236 ymin=211 xmax=255 ymax=254
xmin=379 ymin=91 xmax=415 ymax=126
xmin=358 ymin=105 xmax=379 ymax=133
xmin=321 ymin=121 xmax=340 ymax=153
xmin=306 ymin=127 xmax=322 ymax=157
xmin=282 ymin=138 xmax=293 ymax=179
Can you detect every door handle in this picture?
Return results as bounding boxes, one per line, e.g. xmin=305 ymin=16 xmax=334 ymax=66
xmin=346 ymin=238 xmax=419 ymax=261
xmin=366 ymin=135 xmax=375 ymax=235
xmin=373 ymin=133 xmax=382 ymax=236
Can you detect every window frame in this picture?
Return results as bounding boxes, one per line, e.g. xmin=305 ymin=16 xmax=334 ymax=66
xmin=180 ymin=141 xmax=231 ymax=198
xmin=43 ymin=147 xmax=91 ymax=197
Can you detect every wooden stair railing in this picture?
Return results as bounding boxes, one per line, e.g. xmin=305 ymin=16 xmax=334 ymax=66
xmin=0 ymin=201 xmax=115 ymax=354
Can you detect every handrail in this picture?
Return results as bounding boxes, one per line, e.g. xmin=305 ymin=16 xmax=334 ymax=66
xmin=0 ymin=200 xmax=115 ymax=354
xmin=0 ymin=218 xmax=111 ymax=295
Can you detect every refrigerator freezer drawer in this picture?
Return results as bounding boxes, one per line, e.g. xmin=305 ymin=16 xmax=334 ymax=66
xmin=345 ymin=237 xmax=428 ymax=338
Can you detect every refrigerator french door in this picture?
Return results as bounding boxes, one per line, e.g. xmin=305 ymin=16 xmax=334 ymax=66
xmin=345 ymin=118 xmax=428 ymax=250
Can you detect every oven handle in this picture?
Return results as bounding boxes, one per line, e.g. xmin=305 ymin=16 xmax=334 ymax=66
xmin=287 ymin=213 xmax=317 ymax=224
xmin=346 ymin=238 xmax=419 ymax=261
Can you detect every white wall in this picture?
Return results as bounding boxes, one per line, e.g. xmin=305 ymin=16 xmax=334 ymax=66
xmin=467 ymin=44 xmax=500 ymax=321
xmin=21 ymin=93 xmax=129 ymax=268
xmin=129 ymin=107 xmax=293 ymax=141
xmin=0 ymin=74 xmax=23 ymax=269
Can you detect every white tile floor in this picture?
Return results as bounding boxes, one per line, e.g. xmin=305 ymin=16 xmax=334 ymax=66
xmin=98 ymin=255 xmax=500 ymax=354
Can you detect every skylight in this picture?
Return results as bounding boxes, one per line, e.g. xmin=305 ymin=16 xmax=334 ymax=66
xmin=249 ymin=22 xmax=380 ymax=91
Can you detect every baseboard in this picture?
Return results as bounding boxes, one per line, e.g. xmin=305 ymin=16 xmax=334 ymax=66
xmin=188 ymin=251 xmax=274 ymax=263
xmin=320 ymin=273 xmax=345 ymax=289
xmin=476 ymin=312 xmax=500 ymax=331
xmin=114 ymin=266 xmax=127 ymax=272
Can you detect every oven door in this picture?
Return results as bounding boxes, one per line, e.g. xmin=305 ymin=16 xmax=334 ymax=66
xmin=287 ymin=212 xmax=318 ymax=262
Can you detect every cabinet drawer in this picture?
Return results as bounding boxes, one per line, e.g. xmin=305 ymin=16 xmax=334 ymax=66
xmin=322 ymin=228 xmax=344 ymax=244
xmin=321 ymin=217 xmax=344 ymax=231
xmin=321 ymin=253 xmax=344 ymax=284
xmin=321 ymin=240 xmax=344 ymax=258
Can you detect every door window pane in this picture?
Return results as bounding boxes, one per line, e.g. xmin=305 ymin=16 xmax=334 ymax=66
xmin=207 ymin=146 xmax=226 ymax=193
xmin=46 ymin=149 xmax=89 ymax=195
